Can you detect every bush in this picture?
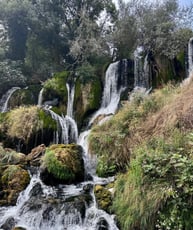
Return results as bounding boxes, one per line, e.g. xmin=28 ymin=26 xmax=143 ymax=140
xmin=113 ymin=132 xmax=193 ymax=230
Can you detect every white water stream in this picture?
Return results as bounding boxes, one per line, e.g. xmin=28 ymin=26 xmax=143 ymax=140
xmin=0 ymin=87 xmax=20 ymax=113
xmin=0 ymin=60 xmax=129 ymax=230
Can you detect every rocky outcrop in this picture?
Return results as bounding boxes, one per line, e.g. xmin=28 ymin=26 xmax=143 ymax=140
xmin=40 ymin=144 xmax=85 ymax=185
xmin=0 ymin=165 xmax=30 ymax=205
xmin=0 ymin=107 xmax=57 ymax=153
xmin=27 ymin=144 xmax=46 ymax=166
xmin=94 ymin=184 xmax=113 ymax=213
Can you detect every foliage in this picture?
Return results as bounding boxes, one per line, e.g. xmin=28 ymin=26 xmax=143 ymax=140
xmin=42 ymin=144 xmax=84 ymax=183
xmin=113 ymin=131 xmax=193 ymax=230
xmin=43 ymin=150 xmax=75 ymax=181
xmin=0 ymin=145 xmax=26 ymax=165
xmin=3 ymin=106 xmax=41 ymax=143
xmin=0 ymin=60 xmax=26 ymax=97
xmin=43 ymin=71 xmax=69 ymax=101
xmin=112 ymin=0 xmax=193 ymax=60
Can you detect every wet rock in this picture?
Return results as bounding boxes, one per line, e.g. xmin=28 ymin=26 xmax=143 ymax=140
xmin=27 ymin=144 xmax=46 ymax=166
xmin=96 ymin=217 xmax=109 ymax=230
xmin=29 ymin=182 xmax=43 ymax=197
xmin=40 ymin=144 xmax=85 ymax=185
xmin=0 ymin=217 xmax=15 ymax=230
xmin=13 ymin=227 xmax=27 ymax=230
xmin=83 ymin=183 xmax=93 ymax=193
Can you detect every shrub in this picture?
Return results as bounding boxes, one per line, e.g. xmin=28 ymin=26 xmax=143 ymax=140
xmin=113 ymin=132 xmax=193 ymax=230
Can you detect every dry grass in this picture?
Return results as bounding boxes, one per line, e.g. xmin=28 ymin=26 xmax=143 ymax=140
xmin=5 ymin=106 xmax=41 ymax=142
xmin=129 ymin=73 xmax=193 ymax=146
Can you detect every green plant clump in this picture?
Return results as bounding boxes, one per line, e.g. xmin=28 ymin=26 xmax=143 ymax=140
xmin=43 ymin=150 xmax=75 ymax=181
xmin=113 ymin=132 xmax=193 ymax=230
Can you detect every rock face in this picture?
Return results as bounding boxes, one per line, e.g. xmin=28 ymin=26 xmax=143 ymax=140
xmin=40 ymin=144 xmax=85 ymax=185
xmin=27 ymin=144 xmax=46 ymax=166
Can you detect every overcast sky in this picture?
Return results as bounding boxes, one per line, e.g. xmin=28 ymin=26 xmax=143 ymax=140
xmin=113 ymin=0 xmax=193 ymax=7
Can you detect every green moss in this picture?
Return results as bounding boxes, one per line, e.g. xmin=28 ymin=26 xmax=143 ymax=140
xmin=1 ymin=165 xmax=30 ymax=205
xmin=176 ymin=51 xmax=185 ymax=68
xmin=42 ymin=144 xmax=84 ymax=183
xmin=38 ymin=109 xmax=57 ymax=130
xmin=44 ymin=71 xmax=69 ymax=101
xmin=94 ymin=184 xmax=113 ymax=213
xmin=88 ymin=77 xmax=102 ymax=110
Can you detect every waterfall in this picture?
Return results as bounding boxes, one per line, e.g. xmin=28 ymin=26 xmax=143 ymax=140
xmin=0 ymin=87 xmax=20 ymax=113
xmin=188 ymin=37 xmax=193 ymax=76
xmin=0 ymin=60 xmax=128 ymax=230
xmin=89 ymin=59 xmax=128 ymax=125
xmin=45 ymin=109 xmax=78 ymax=144
xmin=38 ymin=88 xmax=44 ymax=107
xmin=0 ymin=172 xmax=118 ymax=230
xmin=134 ymin=47 xmax=151 ymax=89
xmin=66 ymin=82 xmax=75 ymax=118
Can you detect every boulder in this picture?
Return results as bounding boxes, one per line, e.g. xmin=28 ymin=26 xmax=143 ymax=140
xmin=0 ymin=165 xmax=30 ymax=205
xmin=27 ymin=144 xmax=46 ymax=166
xmin=40 ymin=144 xmax=85 ymax=185
xmin=94 ymin=185 xmax=113 ymax=213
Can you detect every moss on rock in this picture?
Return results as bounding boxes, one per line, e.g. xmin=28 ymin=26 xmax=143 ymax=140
xmin=0 ymin=165 xmax=30 ymax=205
xmin=8 ymin=85 xmax=42 ymax=109
xmin=94 ymin=184 xmax=113 ymax=213
xmin=41 ymin=144 xmax=84 ymax=185
xmin=0 ymin=106 xmax=57 ymax=153
xmin=74 ymin=76 xmax=102 ymax=127
xmin=43 ymin=71 xmax=69 ymax=114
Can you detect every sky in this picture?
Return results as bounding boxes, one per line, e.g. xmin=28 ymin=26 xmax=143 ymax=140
xmin=179 ymin=0 xmax=193 ymax=6
xmin=113 ymin=0 xmax=193 ymax=7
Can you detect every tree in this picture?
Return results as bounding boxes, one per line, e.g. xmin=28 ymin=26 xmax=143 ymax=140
xmin=112 ymin=0 xmax=193 ymax=60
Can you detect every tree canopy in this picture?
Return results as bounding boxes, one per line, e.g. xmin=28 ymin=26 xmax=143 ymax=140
xmin=0 ymin=0 xmax=192 ymax=82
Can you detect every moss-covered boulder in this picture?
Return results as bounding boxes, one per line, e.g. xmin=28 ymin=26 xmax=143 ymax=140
xmin=74 ymin=76 xmax=102 ymax=128
xmin=94 ymin=184 xmax=113 ymax=213
xmin=43 ymin=71 xmax=69 ymax=114
xmin=8 ymin=85 xmax=42 ymax=109
xmin=40 ymin=144 xmax=85 ymax=185
xmin=0 ymin=106 xmax=57 ymax=153
xmin=0 ymin=165 xmax=30 ymax=205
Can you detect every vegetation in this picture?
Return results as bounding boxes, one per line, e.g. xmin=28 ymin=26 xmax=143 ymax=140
xmin=113 ymin=132 xmax=193 ymax=230
xmin=3 ymin=106 xmax=41 ymax=143
xmin=41 ymin=144 xmax=84 ymax=184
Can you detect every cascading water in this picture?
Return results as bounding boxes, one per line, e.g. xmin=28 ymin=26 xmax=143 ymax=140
xmin=0 ymin=60 xmax=128 ymax=230
xmin=134 ymin=46 xmax=151 ymax=89
xmin=188 ymin=37 xmax=193 ymax=76
xmin=0 ymin=87 xmax=20 ymax=112
xmin=38 ymin=88 xmax=44 ymax=107
xmin=45 ymin=109 xmax=78 ymax=144
xmin=66 ymin=82 xmax=75 ymax=118
xmin=89 ymin=59 xmax=128 ymax=125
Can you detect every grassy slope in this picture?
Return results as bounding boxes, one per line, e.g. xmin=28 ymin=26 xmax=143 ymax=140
xmin=89 ymin=73 xmax=193 ymax=229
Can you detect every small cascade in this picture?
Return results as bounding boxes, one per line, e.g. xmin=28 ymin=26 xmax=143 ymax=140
xmin=45 ymin=109 xmax=78 ymax=144
xmin=38 ymin=88 xmax=44 ymax=107
xmin=0 ymin=87 xmax=20 ymax=112
xmin=188 ymin=37 xmax=193 ymax=76
xmin=66 ymin=82 xmax=75 ymax=118
xmin=89 ymin=60 xmax=128 ymax=125
xmin=0 ymin=172 xmax=118 ymax=230
xmin=134 ymin=47 xmax=151 ymax=89
xmin=0 ymin=59 xmax=129 ymax=230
